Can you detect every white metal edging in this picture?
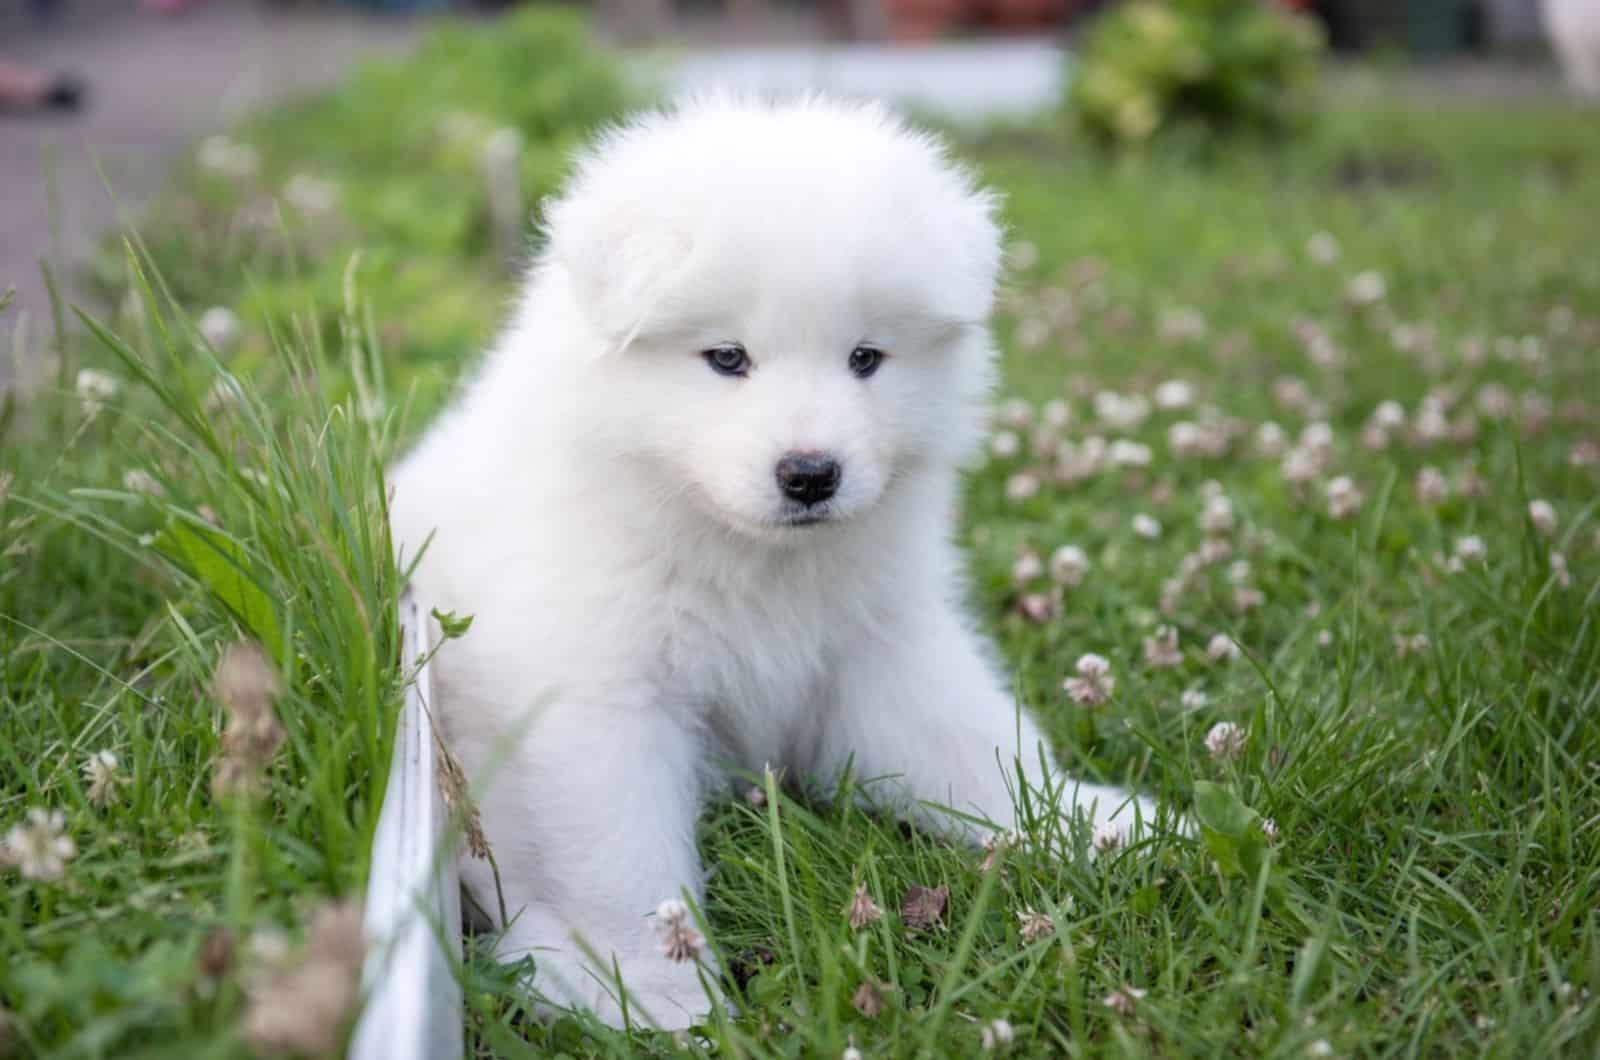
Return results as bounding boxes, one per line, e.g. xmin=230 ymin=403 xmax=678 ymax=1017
xmin=348 ymin=592 xmax=464 ymax=1060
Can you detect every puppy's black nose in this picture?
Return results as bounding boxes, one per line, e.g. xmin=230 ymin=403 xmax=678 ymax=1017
xmin=775 ymin=452 xmax=841 ymax=506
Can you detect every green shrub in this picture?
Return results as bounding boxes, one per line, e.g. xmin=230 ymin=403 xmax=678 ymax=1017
xmin=1068 ymin=0 xmax=1325 ymax=147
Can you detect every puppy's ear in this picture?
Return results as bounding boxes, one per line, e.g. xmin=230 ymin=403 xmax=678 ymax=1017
xmin=543 ymin=187 xmax=690 ymax=356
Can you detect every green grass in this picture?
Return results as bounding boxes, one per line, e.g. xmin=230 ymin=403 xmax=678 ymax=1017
xmin=3 ymin=19 xmax=1599 ymax=1058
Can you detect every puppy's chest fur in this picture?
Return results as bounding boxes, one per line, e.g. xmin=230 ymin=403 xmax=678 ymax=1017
xmin=651 ymin=548 xmax=881 ymax=772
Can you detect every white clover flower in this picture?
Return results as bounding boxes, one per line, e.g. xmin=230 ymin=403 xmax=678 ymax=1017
xmin=1205 ymin=722 xmax=1247 ymax=762
xmin=1324 ymin=476 xmax=1363 ymax=520
xmin=3 ymin=808 xmax=77 ymax=881
xmin=1205 ymin=634 xmax=1241 ymax=663
xmin=241 ymin=901 xmax=364 ymax=1058
xmin=1049 ymin=544 xmax=1090 ymax=587
xmin=1414 ymin=401 xmax=1450 ymax=445
xmin=1094 ymin=391 xmax=1151 ymax=430
xmin=989 ymin=430 xmax=1021 ymax=459
xmin=1528 ymin=499 xmax=1557 ymax=537
xmin=1305 ymin=330 xmax=1345 ymax=370
xmin=655 ymin=899 xmax=704 ymax=963
xmin=1132 ymin=514 xmax=1162 ymax=540
xmin=1475 ymin=383 xmax=1513 ymax=419
xmin=1180 ymin=686 xmax=1210 ymax=710
xmin=980 ymin=1018 xmax=1015 ymax=1051
xmin=1306 ymin=1040 xmax=1333 ymax=1058
xmin=1306 ymin=231 xmax=1340 ymax=265
xmin=1316 ymin=630 xmax=1334 ymax=648
xmin=1004 ymin=472 xmax=1041 ymax=504
xmin=1394 ymin=633 xmax=1429 ymax=657
xmin=1372 ymin=400 xmax=1406 ymax=431
xmin=83 ymin=750 xmax=121 ymax=807
xmin=1041 ymin=399 xmax=1072 ymax=429
xmin=1198 ymin=537 xmax=1233 ymax=565
xmin=1065 ymin=654 xmax=1115 ymax=706
xmin=1280 ymin=447 xmax=1321 ymax=486
xmin=1102 ymin=986 xmax=1146 ymax=1014
xmin=1154 ymin=379 xmax=1194 ymax=410
xmin=1255 ymin=421 xmax=1287 ymax=457
xmin=1108 ymin=440 xmax=1152 ymax=468
xmin=843 ymin=1045 xmax=864 ymax=1060
xmin=122 ymin=469 xmax=164 ymax=497
xmin=1017 ymin=908 xmax=1055 ymax=942
xmin=1301 ymin=422 xmax=1334 ymax=453
xmin=198 ymin=306 xmax=241 ymax=352
xmin=998 ymin=398 xmax=1035 ymax=428
xmin=1017 ymin=592 xmax=1059 ymax=624
xmin=1029 ymin=424 xmax=1063 ymax=461
xmin=1261 ymin=818 xmax=1280 ymax=840
xmin=1345 ymin=270 xmax=1386 ymax=306
xmin=1454 ymin=535 xmax=1487 ymax=563
xmin=1091 ymin=823 xmax=1122 ymax=855
xmin=1232 ymin=585 xmax=1266 ymax=614
xmin=1143 ymin=626 xmax=1182 ymax=669
xmin=1550 ymin=552 xmax=1571 ymax=589
xmin=1198 ymin=494 xmax=1234 ymax=535
xmin=75 ymin=368 xmax=121 ymax=417
xmin=1415 ymin=466 xmax=1449 ymax=504
xmin=845 ymin=882 xmax=883 ymax=930
xmin=1274 ymin=377 xmax=1313 ymax=411
xmin=1168 ymin=421 xmax=1204 ymax=458
xmin=197 ymin=135 xmax=259 ymax=180
xmin=1012 ymin=551 xmax=1044 ymax=585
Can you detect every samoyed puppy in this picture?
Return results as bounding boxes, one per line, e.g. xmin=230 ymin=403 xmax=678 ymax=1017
xmin=389 ymin=95 xmax=1160 ymax=1029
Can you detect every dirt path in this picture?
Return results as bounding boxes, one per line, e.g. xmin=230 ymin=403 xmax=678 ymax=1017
xmin=1 ymin=0 xmax=421 ymax=376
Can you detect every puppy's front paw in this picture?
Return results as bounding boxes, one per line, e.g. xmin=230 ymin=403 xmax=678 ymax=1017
xmin=496 ymin=908 xmax=720 ymax=1031
xmin=1067 ymin=786 xmax=1177 ymax=854
xmin=537 ymin=950 xmax=717 ymax=1030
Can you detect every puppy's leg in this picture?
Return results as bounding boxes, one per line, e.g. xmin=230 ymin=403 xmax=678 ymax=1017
xmin=815 ymin=607 xmax=1157 ymax=847
xmin=465 ymin=700 xmax=716 ymax=1030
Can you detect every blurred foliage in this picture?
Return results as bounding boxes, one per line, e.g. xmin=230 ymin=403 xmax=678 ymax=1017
xmin=87 ymin=7 xmax=631 ymax=421
xmin=1068 ymin=0 xmax=1325 ymax=148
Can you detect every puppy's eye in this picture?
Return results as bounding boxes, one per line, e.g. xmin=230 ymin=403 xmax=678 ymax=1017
xmin=703 ymin=344 xmax=750 ymax=377
xmin=848 ymin=344 xmax=885 ymax=379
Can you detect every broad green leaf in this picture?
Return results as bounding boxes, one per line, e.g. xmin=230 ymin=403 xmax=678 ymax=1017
xmin=161 ymin=519 xmax=283 ymax=651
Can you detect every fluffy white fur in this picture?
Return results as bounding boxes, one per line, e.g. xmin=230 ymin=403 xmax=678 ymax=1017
xmin=389 ymin=96 xmax=1159 ymax=1030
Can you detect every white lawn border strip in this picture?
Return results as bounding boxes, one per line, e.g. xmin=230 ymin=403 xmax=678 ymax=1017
xmin=348 ymin=591 xmax=464 ymax=1060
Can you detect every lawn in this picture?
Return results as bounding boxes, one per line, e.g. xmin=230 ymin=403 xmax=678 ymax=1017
xmin=2 ymin=13 xmax=1598 ymax=1059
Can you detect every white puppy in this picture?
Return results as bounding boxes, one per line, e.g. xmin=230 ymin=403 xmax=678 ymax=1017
xmin=389 ymin=96 xmax=1158 ymax=1029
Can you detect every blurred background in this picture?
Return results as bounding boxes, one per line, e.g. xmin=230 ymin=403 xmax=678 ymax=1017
xmin=0 ymin=0 xmax=1584 ymax=335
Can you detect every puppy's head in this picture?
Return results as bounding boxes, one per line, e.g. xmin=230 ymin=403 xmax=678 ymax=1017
xmin=543 ymin=96 xmax=1002 ymax=538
